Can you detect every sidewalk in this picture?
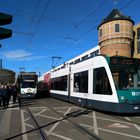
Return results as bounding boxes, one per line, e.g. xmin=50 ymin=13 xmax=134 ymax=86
xmin=0 ymin=101 xmax=22 ymax=140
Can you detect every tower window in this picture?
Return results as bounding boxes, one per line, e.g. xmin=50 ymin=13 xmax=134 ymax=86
xmin=100 ymin=29 xmax=102 ymax=37
xmin=115 ymin=24 xmax=120 ymax=32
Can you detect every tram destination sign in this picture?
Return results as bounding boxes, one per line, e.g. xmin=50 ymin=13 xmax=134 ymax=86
xmin=110 ymin=57 xmax=140 ymax=66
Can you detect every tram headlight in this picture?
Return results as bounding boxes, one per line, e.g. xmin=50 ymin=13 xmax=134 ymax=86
xmin=21 ymin=90 xmax=25 ymax=94
xmin=34 ymin=89 xmax=37 ymax=94
xmin=119 ymin=96 xmax=125 ymax=101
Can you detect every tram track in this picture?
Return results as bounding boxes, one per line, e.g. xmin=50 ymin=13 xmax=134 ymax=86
xmin=6 ymin=98 xmax=101 ymax=140
xmin=38 ymin=100 xmax=101 ymax=140
xmin=6 ymin=99 xmax=49 ymax=140
xmin=5 ymin=98 xmax=140 ymax=140
xmin=26 ymin=106 xmax=48 ymax=140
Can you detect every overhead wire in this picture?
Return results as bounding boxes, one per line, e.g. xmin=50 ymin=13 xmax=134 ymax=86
xmin=56 ymin=0 xmax=109 ymax=48
xmin=23 ymin=0 xmax=50 ymax=72
xmin=26 ymin=0 xmax=42 ymax=49
xmin=53 ymin=0 xmax=108 ymax=61
xmin=30 ymin=0 xmax=42 ymax=30
xmin=27 ymin=0 xmax=50 ymax=48
xmin=18 ymin=0 xmax=42 ymax=71
xmin=75 ymin=0 xmax=109 ymax=28
xmin=120 ymin=0 xmax=135 ymax=11
xmin=54 ymin=0 xmax=137 ymax=68
xmin=58 ymin=0 xmax=136 ymax=50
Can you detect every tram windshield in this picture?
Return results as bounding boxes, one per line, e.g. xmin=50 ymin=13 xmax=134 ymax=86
xmin=109 ymin=57 xmax=140 ymax=90
xmin=21 ymin=80 xmax=36 ymax=88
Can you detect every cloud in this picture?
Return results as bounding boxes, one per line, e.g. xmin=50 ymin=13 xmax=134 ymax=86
xmin=3 ymin=49 xmax=32 ymax=59
xmin=3 ymin=49 xmax=49 ymax=61
xmin=18 ymin=55 xmax=48 ymax=61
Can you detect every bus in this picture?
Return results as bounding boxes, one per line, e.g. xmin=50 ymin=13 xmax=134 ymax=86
xmin=17 ymin=72 xmax=38 ymax=98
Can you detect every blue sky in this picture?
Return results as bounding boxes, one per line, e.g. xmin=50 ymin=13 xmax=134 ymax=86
xmin=0 ymin=0 xmax=140 ymax=76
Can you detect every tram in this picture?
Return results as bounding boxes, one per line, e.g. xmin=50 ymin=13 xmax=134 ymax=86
xmin=37 ymin=74 xmax=50 ymax=98
xmin=41 ymin=46 xmax=140 ymax=113
xmin=17 ymin=72 xmax=38 ymax=98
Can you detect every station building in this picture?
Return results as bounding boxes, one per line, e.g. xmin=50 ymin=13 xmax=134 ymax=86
xmin=98 ymin=9 xmax=134 ymax=57
xmin=133 ymin=23 xmax=140 ymax=58
xmin=0 ymin=60 xmax=15 ymax=84
xmin=97 ymin=8 xmax=140 ymax=59
xmin=0 ymin=69 xmax=15 ymax=84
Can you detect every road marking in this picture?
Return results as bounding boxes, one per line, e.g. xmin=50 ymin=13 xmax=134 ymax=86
xmin=0 ymin=110 xmax=11 ymax=137
xmin=99 ymin=127 xmax=140 ymax=139
xmin=24 ymin=108 xmax=47 ymax=122
xmin=21 ymin=110 xmax=28 ymax=140
xmin=107 ymin=123 xmax=130 ymax=128
xmin=25 ymin=123 xmax=34 ymax=128
xmin=51 ymin=132 xmax=73 ymax=140
xmin=27 ymin=106 xmax=49 ymax=110
xmin=93 ymin=111 xmax=99 ymax=135
xmin=125 ymin=117 xmax=140 ymax=131
xmin=47 ymin=107 xmax=72 ymax=136
xmin=80 ymin=123 xmax=140 ymax=139
xmin=84 ymin=114 xmax=133 ymax=125
xmin=39 ymin=114 xmax=60 ymax=120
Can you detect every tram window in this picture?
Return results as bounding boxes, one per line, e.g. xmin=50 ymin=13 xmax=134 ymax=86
xmin=74 ymin=71 xmax=88 ymax=93
xmin=81 ymin=55 xmax=88 ymax=61
xmin=111 ymin=70 xmax=140 ymax=90
xmin=93 ymin=67 xmax=112 ymax=95
xmin=75 ymin=59 xmax=80 ymax=64
xmin=51 ymin=75 xmax=67 ymax=91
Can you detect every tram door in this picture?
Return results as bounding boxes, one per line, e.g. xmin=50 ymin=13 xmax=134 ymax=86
xmin=68 ymin=67 xmax=71 ymax=101
xmin=73 ymin=70 xmax=88 ymax=106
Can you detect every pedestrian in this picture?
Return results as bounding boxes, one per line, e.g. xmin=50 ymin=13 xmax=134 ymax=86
xmin=0 ymin=84 xmax=2 ymax=106
xmin=17 ymin=92 xmax=21 ymax=107
xmin=12 ymin=84 xmax=17 ymax=103
xmin=6 ymin=84 xmax=12 ymax=108
xmin=17 ymin=85 xmax=21 ymax=107
xmin=2 ymin=84 xmax=8 ymax=109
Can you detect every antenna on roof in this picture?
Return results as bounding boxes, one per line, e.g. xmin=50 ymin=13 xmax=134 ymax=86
xmin=113 ymin=0 xmax=118 ymax=9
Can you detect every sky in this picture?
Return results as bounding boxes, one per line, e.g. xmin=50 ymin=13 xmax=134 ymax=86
xmin=0 ymin=0 xmax=140 ymax=77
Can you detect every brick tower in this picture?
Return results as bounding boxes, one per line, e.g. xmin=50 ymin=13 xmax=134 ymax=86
xmin=98 ymin=9 xmax=134 ymax=57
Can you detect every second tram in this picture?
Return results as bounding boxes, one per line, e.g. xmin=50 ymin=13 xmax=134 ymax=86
xmin=17 ymin=72 xmax=38 ymax=98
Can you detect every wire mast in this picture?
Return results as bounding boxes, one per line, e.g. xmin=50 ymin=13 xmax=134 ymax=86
xmin=51 ymin=56 xmax=62 ymax=69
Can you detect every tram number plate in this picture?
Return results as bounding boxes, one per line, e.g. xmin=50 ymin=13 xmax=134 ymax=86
xmin=134 ymin=106 xmax=139 ymax=110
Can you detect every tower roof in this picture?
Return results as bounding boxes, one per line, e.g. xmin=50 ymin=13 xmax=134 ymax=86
xmin=98 ymin=9 xmax=134 ymax=29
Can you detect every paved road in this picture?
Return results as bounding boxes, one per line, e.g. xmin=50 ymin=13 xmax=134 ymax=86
xmin=0 ymin=98 xmax=140 ymax=140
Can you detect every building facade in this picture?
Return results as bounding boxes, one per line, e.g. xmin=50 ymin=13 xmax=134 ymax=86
xmin=0 ymin=69 xmax=15 ymax=84
xmin=133 ymin=23 xmax=140 ymax=58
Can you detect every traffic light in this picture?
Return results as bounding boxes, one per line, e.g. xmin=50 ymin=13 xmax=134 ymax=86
xmin=0 ymin=12 xmax=12 ymax=40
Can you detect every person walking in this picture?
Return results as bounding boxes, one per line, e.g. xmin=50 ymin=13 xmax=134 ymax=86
xmin=0 ymin=84 xmax=2 ymax=107
xmin=6 ymin=84 xmax=12 ymax=108
xmin=17 ymin=85 xmax=21 ymax=107
xmin=2 ymin=84 xmax=8 ymax=109
xmin=12 ymin=84 xmax=17 ymax=103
